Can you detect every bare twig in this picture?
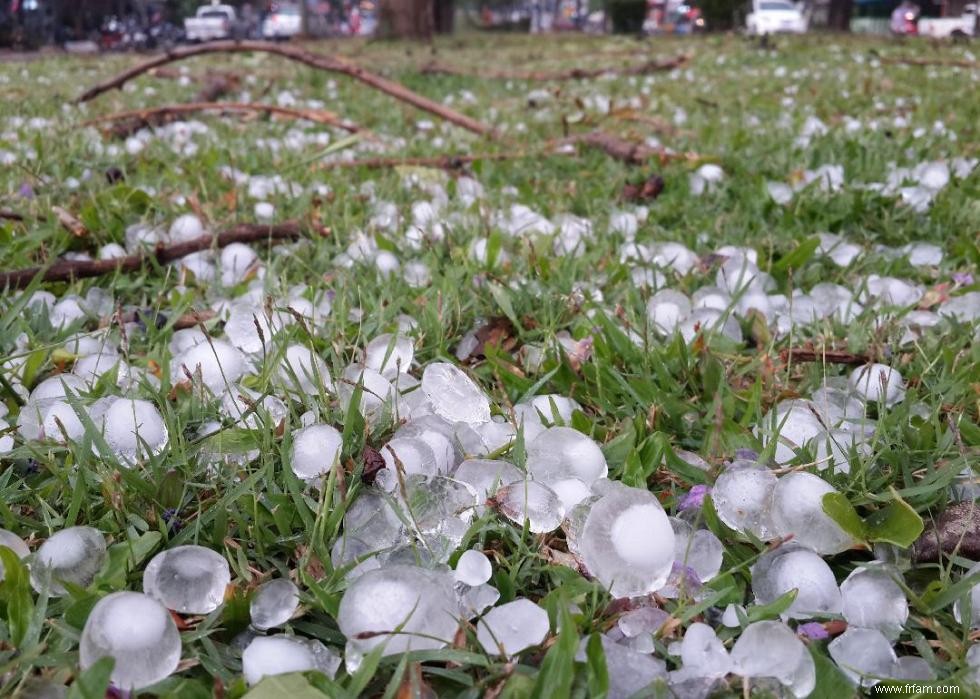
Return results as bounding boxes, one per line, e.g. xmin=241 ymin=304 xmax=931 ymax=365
xmin=317 ymin=130 xmax=701 ymax=171
xmin=0 ymin=221 xmax=306 ymax=290
xmin=420 ymin=54 xmax=689 ymax=81
xmin=778 ymin=348 xmax=870 ymax=365
xmin=52 ymin=206 xmax=89 ymax=238
xmin=75 ymin=40 xmax=500 ymax=139
xmin=0 ymin=209 xmax=25 ymax=222
xmin=83 ymin=101 xmax=364 ymax=139
xmin=881 ymin=56 xmax=978 ymax=69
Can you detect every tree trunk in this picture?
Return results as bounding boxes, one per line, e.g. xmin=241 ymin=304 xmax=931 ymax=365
xmin=378 ymin=0 xmax=434 ymax=38
xmin=434 ymin=0 xmax=454 ymax=34
xmin=826 ymin=0 xmax=853 ymax=30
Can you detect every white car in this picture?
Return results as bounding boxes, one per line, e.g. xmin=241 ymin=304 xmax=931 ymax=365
xmin=746 ymin=0 xmax=808 ymax=35
xmin=184 ymin=3 xmax=238 ymax=42
xmin=262 ymin=4 xmax=303 ymax=39
xmin=919 ymin=4 xmax=977 ymax=37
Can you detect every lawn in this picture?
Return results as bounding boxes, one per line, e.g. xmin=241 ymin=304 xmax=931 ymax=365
xmin=0 ymin=31 xmax=979 ymax=698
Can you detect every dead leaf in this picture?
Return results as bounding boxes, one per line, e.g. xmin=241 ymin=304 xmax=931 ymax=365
xmin=52 ymin=206 xmax=88 ymax=238
xmin=622 ymin=174 xmax=665 ymax=202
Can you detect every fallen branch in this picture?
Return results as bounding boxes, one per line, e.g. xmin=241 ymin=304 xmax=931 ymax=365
xmin=83 ymin=101 xmax=364 ymax=139
xmin=420 ymin=54 xmax=689 ymax=81
xmin=317 ymin=130 xmax=700 ymax=171
xmin=76 ymin=40 xmax=499 ymax=139
xmin=102 ymin=308 xmax=216 ymax=331
xmin=0 ymin=221 xmax=305 ymax=290
xmin=0 ymin=209 xmax=25 ymax=222
xmin=779 ymin=348 xmax=870 ymax=365
xmin=882 ymin=56 xmax=978 ymax=69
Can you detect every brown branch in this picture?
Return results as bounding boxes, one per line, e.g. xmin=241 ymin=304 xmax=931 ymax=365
xmin=318 ymin=151 xmax=530 ymax=171
xmin=779 ymin=348 xmax=870 ymax=365
xmin=420 ymin=54 xmax=689 ymax=81
xmin=317 ymin=131 xmax=702 ymax=172
xmin=0 ymin=221 xmax=305 ymax=290
xmin=882 ymin=56 xmax=978 ymax=69
xmin=0 ymin=209 xmax=25 ymax=222
xmin=75 ymin=40 xmax=499 ymax=139
xmin=83 ymin=101 xmax=364 ymax=139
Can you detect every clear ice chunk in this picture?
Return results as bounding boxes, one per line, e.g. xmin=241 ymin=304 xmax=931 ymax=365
xmin=849 ymin=363 xmax=906 ymax=406
xmin=30 ymin=526 xmax=106 ymax=596
xmin=242 ymin=635 xmax=339 ymax=685
xmin=525 ymin=426 xmax=608 ymax=487
xmin=337 ymin=565 xmax=460 ymax=656
xmin=710 ymin=466 xmax=777 ymax=540
xmin=170 ymin=338 xmax=247 ymax=394
xmin=289 ymin=424 xmax=343 ymax=480
xmin=250 ymin=578 xmax=300 ymax=631
xmin=494 ymin=480 xmax=564 ymax=533
xmin=79 ymin=591 xmax=181 ymax=690
xmin=476 ymin=598 xmax=550 ymax=656
xmin=730 ymin=620 xmax=815 ymax=698
xmin=770 ymin=472 xmax=855 ymax=554
xmin=455 ymin=549 xmax=492 ymax=586
xmin=751 ymin=544 xmax=842 ymax=619
xmin=420 ymin=362 xmax=491 ymax=424
xmin=840 ymin=563 xmax=908 ymax=640
xmin=101 ymin=398 xmax=169 ymax=465
xmin=828 ymin=627 xmax=898 ymax=686
xmin=579 ymin=485 xmax=674 ymax=598
xmin=143 ymin=545 xmax=231 ymax=614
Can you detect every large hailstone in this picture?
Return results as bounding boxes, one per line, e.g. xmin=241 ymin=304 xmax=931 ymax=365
xmin=30 ymin=526 xmax=107 ymax=596
xmin=170 ymin=338 xmax=247 ymax=394
xmin=711 ymin=466 xmax=777 ymax=540
xmin=730 ymin=620 xmax=815 ymax=698
xmin=525 ymin=426 xmax=608 ymax=487
xmin=849 ymin=363 xmax=906 ymax=406
xmin=840 ymin=563 xmax=908 ymax=640
xmin=143 ymin=545 xmax=231 ymax=614
xmin=579 ymin=484 xmax=674 ymax=597
xmin=101 ymin=398 xmax=169 ymax=465
xmin=289 ymin=423 xmax=343 ymax=480
xmin=242 ymin=635 xmax=340 ymax=685
xmin=337 ymin=565 xmax=460 ymax=656
xmin=80 ymin=591 xmax=182 ymax=690
xmin=751 ymin=544 xmax=842 ymax=619
xmin=476 ymin=598 xmax=550 ymax=657
xmin=420 ymin=362 xmax=490 ymax=424
xmin=769 ymin=472 xmax=855 ymax=555
xmin=250 ymin=578 xmax=301 ymax=631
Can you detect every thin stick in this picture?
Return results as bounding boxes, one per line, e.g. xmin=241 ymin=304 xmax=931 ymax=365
xmin=778 ymin=348 xmax=870 ymax=365
xmin=75 ymin=40 xmax=499 ymax=139
xmin=420 ymin=54 xmax=689 ymax=81
xmin=83 ymin=101 xmax=364 ymax=136
xmin=0 ymin=221 xmax=305 ymax=290
xmin=0 ymin=210 xmax=25 ymax=221
xmin=881 ymin=56 xmax=977 ymax=69
xmin=317 ymin=130 xmax=702 ymax=171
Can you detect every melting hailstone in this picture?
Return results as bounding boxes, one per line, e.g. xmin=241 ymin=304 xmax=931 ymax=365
xmin=143 ymin=545 xmax=231 ymax=614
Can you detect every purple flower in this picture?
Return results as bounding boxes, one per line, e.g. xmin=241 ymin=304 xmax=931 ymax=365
xmin=735 ymin=448 xmax=759 ymax=461
xmin=952 ymin=272 xmax=974 ymax=286
xmin=18 ymin=182 xmax=34 ymax=199
xmin=798 ymin=622 xmax=829 ymax=640
xmin=679 ymin=484 xmax=709 ymax=511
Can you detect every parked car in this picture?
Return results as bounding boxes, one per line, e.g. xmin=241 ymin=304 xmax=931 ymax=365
xmin=184 ymin=3 xmax=238 ymax=42
xmin=746 ymin=0 xmax=808 ymax=35
xmin=919 ymin=3 xmax=977 ymax=37
xmin=262 ymin=3 xmax=303 ymax=39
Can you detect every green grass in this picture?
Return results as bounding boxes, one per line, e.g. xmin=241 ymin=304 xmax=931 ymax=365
xmin=0 ymin=31 xmax=979 ymax=698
